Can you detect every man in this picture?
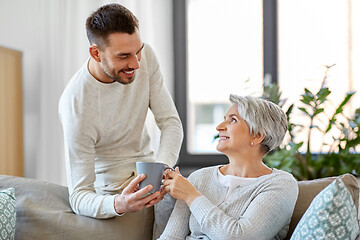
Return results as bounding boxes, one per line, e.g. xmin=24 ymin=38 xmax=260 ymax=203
xmin=58 ymin=3 xmax=183 ymax=221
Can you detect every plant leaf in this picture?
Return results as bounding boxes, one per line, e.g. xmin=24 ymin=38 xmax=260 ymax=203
xmin=313 ymin=108 xmax=325 ymax=117
xmin=299 ymin=107 xmax=311 ymax=116
xmin=316 ymin=87 xmax=331 ymax=103
xmin=334 ymin=91 xmax=355 ymax=115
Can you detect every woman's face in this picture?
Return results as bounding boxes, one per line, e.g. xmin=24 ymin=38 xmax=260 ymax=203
xmin=216 ymin=104 xmax=253 ymax=155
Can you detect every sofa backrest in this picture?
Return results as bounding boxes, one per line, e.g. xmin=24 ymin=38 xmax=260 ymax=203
xmin=285 ymin=173 xmax=360 ymax=240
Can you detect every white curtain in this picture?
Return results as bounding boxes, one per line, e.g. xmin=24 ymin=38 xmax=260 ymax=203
xmin=0 ymin=0 xmax=173 ymax=186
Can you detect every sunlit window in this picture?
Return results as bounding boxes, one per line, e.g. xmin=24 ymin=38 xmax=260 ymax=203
xmin=278 ymin=0 xmax=360 ymax=153
xmin=186 ymin=0 xmax=360 ymax=155
xmin=187 ymin=0 xmax=263 ymax=153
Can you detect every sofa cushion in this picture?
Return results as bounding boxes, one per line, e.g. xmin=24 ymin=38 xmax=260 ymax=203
xmin=290 ymin=178 xmax=359 ymax=239
xmin=0 ymin=188 xmax=16 ymax=240
xmin=285 ymin=174 xmax=359 ymax=239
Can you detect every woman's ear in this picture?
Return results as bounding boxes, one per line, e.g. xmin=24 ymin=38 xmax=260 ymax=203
xmin=89 ymin=44 xmax=101 ymax=62
xmin=252 ymin=133 xmax=265 ymax=145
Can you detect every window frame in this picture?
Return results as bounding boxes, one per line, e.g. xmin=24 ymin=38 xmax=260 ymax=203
xmin=173 ymin=0 xmax=278 ymax=169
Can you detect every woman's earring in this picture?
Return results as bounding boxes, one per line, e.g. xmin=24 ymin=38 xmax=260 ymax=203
xmin=251 ymin=142 xmax=254 ymax=146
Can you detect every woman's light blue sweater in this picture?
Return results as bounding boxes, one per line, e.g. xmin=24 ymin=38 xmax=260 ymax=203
xmin=159 ymin=166 xmax=299 ymax=240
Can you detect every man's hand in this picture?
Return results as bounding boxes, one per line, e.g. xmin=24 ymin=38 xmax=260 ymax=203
xmin=114 ymin=174 xmax=164 ymax=214
xmin=163 ymin=167 xmax=201 ymax=206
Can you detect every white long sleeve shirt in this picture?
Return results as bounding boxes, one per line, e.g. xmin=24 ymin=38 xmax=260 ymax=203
xmin=58 ymin=44 xmax=183 ymax=218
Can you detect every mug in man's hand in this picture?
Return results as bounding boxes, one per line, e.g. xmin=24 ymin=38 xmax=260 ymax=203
xmin=136 ymin=162 xmax=174 ymax=194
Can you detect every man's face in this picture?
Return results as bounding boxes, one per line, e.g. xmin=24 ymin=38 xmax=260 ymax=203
xmin=99 ymin=30 xmax=143 ymax=84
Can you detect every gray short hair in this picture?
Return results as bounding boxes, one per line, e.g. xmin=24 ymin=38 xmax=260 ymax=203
xmin=229 ymin=94 xmax=287 ymax=154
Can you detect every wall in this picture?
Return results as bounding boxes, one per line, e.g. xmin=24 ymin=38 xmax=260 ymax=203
xmin=0 ymin=0 xmax=174 ymax=186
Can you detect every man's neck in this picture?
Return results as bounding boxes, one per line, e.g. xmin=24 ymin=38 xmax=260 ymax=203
xmin=87 ymin=58 xmax=112 ymax=83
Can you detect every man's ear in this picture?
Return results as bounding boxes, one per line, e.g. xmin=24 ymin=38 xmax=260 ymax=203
xmin=89 ymin=44 xmax=101 ymax=62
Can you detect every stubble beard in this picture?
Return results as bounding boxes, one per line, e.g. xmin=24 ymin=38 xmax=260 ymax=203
xmin=101 ymin=59 xmax=135 ymax=85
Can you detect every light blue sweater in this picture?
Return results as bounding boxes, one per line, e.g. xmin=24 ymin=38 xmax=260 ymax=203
xmin=159 ymin=166 xmax=299 ymax=240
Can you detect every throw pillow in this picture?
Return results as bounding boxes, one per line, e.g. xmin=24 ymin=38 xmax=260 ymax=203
xmin=290 ymin=178 xmax=359 ymax=240
xmin=0 ymin=188 xmax=16 ymax=240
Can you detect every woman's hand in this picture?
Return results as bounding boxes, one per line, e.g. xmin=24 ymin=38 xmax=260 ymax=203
xmin=163 ymin=167 xmax=202 ymax=206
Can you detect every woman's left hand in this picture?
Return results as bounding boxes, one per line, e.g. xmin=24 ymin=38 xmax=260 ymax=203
xmin=163 ymin=167 xmax=202 ymax=206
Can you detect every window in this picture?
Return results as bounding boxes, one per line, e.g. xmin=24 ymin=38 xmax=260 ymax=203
xmin=187 ymin=0 xmax=263 ymax=154
xmin=173 ymin=0 xmax=360 ymax=169
xmin=277 ymin=0 xmax=360 ymax=153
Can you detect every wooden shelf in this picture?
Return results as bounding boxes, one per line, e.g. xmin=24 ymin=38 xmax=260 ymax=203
xmin=0 ymin=46 xmax=24 ymax=176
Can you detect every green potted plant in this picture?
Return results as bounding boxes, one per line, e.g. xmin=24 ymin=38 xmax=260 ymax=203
xmin=263 ymin=65 xmax=360 ymax=180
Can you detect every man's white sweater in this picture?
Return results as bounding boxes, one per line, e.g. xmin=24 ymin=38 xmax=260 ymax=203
xmin=58 ymin=44 xmax=183 ymax=218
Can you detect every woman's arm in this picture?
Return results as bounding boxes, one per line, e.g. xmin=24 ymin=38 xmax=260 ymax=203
xmin=188 ymin=178 xmax=298 ymax=240
xmin=164 ymin=168 xmax=298 ymax=240
xmin=157 ymin=199 xmax=191 ymax=240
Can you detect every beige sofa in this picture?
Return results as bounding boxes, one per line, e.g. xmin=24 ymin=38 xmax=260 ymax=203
xmin=0 ymin=173 xmax=359 ymax=239
xmin=285 ymin=173 xmax=359 ymax=239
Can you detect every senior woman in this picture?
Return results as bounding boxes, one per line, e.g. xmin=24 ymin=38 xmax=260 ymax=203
xmin=159 ymin=95 xmax=299 ymax=240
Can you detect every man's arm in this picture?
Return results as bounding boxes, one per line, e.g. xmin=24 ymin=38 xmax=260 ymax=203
xmin=146 ymin=45 xmax=183 ymax=167
xmin=59 ymin=89 xmax=118 ymax=218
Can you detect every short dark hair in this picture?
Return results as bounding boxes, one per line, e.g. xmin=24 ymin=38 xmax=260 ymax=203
xmin=86 ymin=3 xmax=139 ymax=50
